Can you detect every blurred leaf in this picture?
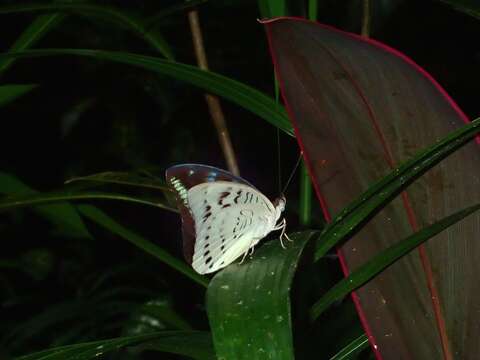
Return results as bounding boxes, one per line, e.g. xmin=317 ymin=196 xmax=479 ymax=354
xmin=0 ymin=3 xmax=174 ymax=59
xmin=77 ymin=205 xmax=208 ymax=288
xmin=0 ymin=49 xmax=294 ymax=136
xmin=123 ymin=296 xmax=192 ymax=336
xmin=207 ymin=231 xmax=317 ymax=360
xmin=66 ymin=171 xmax=171 ymax=192
xmin=0 ymin=10 xmax=64 ymax=74
xmin=0 ymin=188 xmax=176 ymax=213
xmin=20 ymin=248 xmax=55 ymax=281
xmin=0 ymin=172 xmax=92 ymax=239
xmin=0 ymin=84 xmax=37 ymax=107
xmin=14 ymin=331 xmax=214 ymax=360
xmin=311 ymin=202 xmax=480 ymax=318
xmin=436 ymin=0 xmax=480 ymax=19
xmin=329 ymin=334 xmax=369 ymax=360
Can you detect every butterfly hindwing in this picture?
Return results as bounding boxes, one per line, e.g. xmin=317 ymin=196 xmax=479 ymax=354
xmin=187 ymin=181 xmax=277 ymax=274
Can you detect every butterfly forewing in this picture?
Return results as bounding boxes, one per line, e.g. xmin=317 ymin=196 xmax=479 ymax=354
xmin=166 ymin=164 xmax=257 ymax=263
xmin=187 ymin=181 xmax=277 ymax=274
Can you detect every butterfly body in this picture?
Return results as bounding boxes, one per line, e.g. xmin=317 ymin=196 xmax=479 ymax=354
xmin=166 ymin=164 xmax=287 ymax=274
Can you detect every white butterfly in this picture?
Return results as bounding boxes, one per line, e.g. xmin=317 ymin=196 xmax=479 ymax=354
xmin=166 ymin=164 xmax=290 ymax=274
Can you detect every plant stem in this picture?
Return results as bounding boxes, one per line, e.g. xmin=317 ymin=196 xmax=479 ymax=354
xmin=361 ymin=0 xmax=370 ymax=37
xmin=187 ymin=9 xmax=240 ymax=176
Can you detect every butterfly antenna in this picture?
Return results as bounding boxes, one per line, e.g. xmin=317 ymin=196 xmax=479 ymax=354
xmin=281 ymin=152 xmax=303 ymax=195
xmin=276 ymin=127 xmax=282 ymax=194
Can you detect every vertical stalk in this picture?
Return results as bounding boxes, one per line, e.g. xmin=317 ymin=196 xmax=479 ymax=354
xmin=361 ymin=0 xmax=370 ymax=37
xmin=187 ymin=9 xmax=240 ymax=176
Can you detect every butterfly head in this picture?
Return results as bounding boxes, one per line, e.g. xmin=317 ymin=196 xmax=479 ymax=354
xmin=274 ymin=195 xmax=286 ymax=213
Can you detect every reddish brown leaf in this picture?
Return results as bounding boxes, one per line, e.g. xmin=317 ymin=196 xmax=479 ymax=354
xmin=264 ymin=17 xmax=480 ymax=359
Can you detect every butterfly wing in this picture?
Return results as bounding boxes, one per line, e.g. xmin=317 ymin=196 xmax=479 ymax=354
xmin=166 ymin=164 xmax=257 ymax=264
xmin=187 ymin=181 xmax=278 ymax=274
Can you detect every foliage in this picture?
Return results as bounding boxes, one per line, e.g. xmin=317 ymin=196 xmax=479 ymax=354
xmin=0 ymin=1 xmax=479 ymax=359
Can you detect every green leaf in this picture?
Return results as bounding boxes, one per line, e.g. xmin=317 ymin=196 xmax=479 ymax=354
xmin=329 ymin=334 xmax=370 ymax=360
xmin=13 ymin=331 xmax=214 ymax=360
xmin=311 ymin=203 xmax=480 ymax=319
xmin=77 ymin=205 xmax=208 ymax=288
xmin=0 ymin=188 xmax=177 ymax=213
xmin=315 ymin=116 xmax=480 ymax=260
xmin=207 ymin=231 xmax=317 ymax=360
xmin=0 ymin=12 xmax=64 ymax=74
xmin=0 ymin=3 xmax=173 ymax=59
xmin=0 ymin=172 xmax=91 ymax=239
xmin=0 ymin=84 xmax=37 ymax=107
xmin=65 ymin=170 xmax=171 ymax=192
xmin=0 ymin=49 xmax=293 ymax=136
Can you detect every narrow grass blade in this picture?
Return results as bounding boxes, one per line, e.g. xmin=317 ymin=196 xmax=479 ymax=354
xmin=0 ymin=3 xmax=173 ymax=59
xmin=0 ymin=189 xmax=177 ymax=213
xmin=311 ymin=203 xmax=480 ymax=319
xmin=0 ymin=13 xmax=64 ymax=74
xmin=0 ymin=49 xmax=293 ymax=136
xmin=13 ymin=331 xmax=213 ymax=360
xmin=0 ymin=172 xmax=91 ymax=239
xmin=437 ymin=0 xmax=480 ymax=19
xmin=65 ymin=171 xmax=172 ymax=192
xmin=315 ymin=116 xmax=480 ymax=260
xmin=329 ymin=334 xmax=369 ymax=360
xmin=77 ymin=205 xmax=208 ymax=288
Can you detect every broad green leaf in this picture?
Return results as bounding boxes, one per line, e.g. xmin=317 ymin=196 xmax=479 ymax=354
xmin=0 ymin=49 xmax=293 ymax=136
xmin=311 ymin=203 xmax=480 ymax=319
xmin=329 ymin=334 xmax=370 ymax=360
xmin=315 ymin=116 xmax=480 ymax=260
xmin=65 ymin=171 xmax=171 ymax=192
xmin=0 ymin=84 xmax=37 ymax=107
xmin=0 ymin=188 xmax=176 ymax=213
xmin=207 ymin=231 xmax=317 ymax=360
xmin=0 ymin=172 xmax=91 ymax=239
xmin=14 ymin=331 xmax=214 ymax=360
xmin=77 ymin=205 xmax=208 ymax=288
xmin=0 ymin=3 xmax=173 ymax=59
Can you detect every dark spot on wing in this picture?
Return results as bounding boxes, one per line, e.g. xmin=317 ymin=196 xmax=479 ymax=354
xmin=234 ymin=190 xmax=242 ymax=204
xmin=221 ymin=245 xmax=225 ymax=250
xmin=222 ymin=204 xmax=231 ymax=208
xmin=204 ymin=243 xmax=209 ymax=249
xmin=218 ymin=191 xmax=230 ymax=205
xmin=205 ymin=205 xmax=211 ymax=211
xmin=202 ymin=212 xmax=212 ymax=223
xmin=204 ymin=250 xmax=210 ymax=256
xmin=205 ymin=256 xmax=212 ymax=264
